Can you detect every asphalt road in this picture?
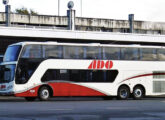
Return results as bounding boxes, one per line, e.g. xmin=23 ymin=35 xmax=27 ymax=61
xmin=0 ymin=97 xmax=165 ymax=120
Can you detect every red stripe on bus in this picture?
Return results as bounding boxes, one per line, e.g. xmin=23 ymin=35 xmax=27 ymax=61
xmin=120 ymin=73 xmax=165 ymax=84
xmin=15 ymin=83 xmax=106 ymax=97
xmin=49 ymin=83 xmax=106 ymax=96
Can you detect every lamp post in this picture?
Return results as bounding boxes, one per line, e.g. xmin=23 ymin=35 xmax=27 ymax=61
xmin=58 ymin=0 xmax=60 ymax=16
xmin=81 ymin=0 xmax=82 ymax=17
xmin=3 ymin=0 xmax=11 ymax=27
xmin=129 ymin=14 xmax=134 ymax=33
xmin=67 ymin=1 xmax=75 ymax=31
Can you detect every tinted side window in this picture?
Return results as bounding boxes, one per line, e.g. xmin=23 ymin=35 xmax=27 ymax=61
xmin=103 ymin=47 xmax=120 ymax=60
xmin=44 ymin=45 xmax=63 ymax=59
xmin=41 ymin=69 xmax=118 ymax=83
xmin=16 ymin=59 xmax=41 ymax=84
xmin=121 ymin=48 xmax=139 ymax=60
xmin=85 ymin=46 xmax=101 ymax=59
xmin=157 ymin=49 xmax=165 ymax=61
xmin=140 ymin=48 xmax=157 ymax=61
xmin=41 ymin=69 xmax=59 ymax=82
xmin=63 ymin=46 xmax=84 ymax=59
xmin=21 ymin=45 xmax=42 ymax=58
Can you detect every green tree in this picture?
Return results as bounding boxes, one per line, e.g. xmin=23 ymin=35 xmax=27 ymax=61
xmin=15 ymin=7 xmax=38 ymax=15
xmin=30 ymin=9 xmax=38 ymax=15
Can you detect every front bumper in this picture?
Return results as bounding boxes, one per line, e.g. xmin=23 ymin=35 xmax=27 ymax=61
xmin=0 ymin=92 xmax=14 ymax=96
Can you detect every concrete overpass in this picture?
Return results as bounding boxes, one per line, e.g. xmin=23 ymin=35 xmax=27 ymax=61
xmin=0 ymin=12 xmax=165 ymax=34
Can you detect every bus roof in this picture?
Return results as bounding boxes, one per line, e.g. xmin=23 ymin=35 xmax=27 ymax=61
xmin=0 ymin=27 xmax=165 ymax=44
xmin=9 ymin=41 xmax=165 ymax=49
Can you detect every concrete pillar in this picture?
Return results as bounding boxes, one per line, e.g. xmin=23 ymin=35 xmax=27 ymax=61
xmin=67 ymin=9 xmax=75 ymax=31
xmin=5 ymin=5 xmax=11 ymax=27
xmin=129 ymin=14 xmax=134 ymax=33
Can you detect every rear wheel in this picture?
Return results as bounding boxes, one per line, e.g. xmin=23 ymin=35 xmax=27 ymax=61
xmin=117 ymin=86 xmax=130 ymax=100
xmin=25 ymin=97 xmax=36 ymax=101
xmin=38 ymin=86 xmax=50 ymax=101
xmin=133 ymin=86 xmax=144 ymax=100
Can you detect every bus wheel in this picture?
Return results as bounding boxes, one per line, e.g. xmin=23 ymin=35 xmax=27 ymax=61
xmin=117 ymin=86 xmax=130 ymax=100
xmin=38 ymin=86 xmax=50 ymax=101
xmin=133 ymin=86 xmax=144 ymax=100
xmin=25 ymin=97 xmax=36 ymax=101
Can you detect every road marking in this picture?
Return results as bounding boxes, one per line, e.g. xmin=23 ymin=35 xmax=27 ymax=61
xmin=106 ymin=107 xmax=136 ymax=110
xmin=47 ymin=108 xmax=73 ymax=111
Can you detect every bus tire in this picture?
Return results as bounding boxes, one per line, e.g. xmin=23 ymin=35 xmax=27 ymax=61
xmin=117 ymin=86 xmax=130 ymax=100
xmin=133 ymin=86 xmax=144 ymax=100
xmin=25 ymin=97 xmax=36 ymax=101
xmin=38 ymin=86 xmax=50 ymax=101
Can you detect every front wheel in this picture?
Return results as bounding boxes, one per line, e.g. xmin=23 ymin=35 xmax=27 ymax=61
xmin=133 ymin=86 xmax=144 ymax=100
xmin=117 ymin=86 xmax=130 ymax=100
xmin=38 ymin=86 xmax=50 ymax=101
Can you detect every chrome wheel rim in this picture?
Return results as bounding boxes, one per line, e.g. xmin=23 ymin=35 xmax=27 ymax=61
xmin=41 ymin=89 xmax=49 ymax=99
xmin=120 ymin=89 xmax=128 ymax=98
xmin=134 ymin=89 xmax=142 ymax=98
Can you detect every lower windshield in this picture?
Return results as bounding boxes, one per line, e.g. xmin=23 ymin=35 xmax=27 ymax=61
xmin=4 ymin=45 xmax=22 ymax=62
xmin=0 ymin=65 xmax=16 ymax=83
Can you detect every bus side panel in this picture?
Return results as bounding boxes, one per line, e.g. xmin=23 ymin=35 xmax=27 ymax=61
xmin=14 ymin=86 xmax=40 ymax=97
xmin=49 ymin=83 xmax=107 ymax=96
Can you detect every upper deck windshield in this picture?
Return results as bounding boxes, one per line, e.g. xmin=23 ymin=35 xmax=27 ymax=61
xmin=4 ymin=45 xmax=22 ymax=62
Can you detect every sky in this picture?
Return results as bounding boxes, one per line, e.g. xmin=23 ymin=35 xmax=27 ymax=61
xmin=0 ymin=0 xmax=165 ymax=22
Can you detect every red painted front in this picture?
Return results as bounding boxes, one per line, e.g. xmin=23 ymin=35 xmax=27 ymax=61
xmin=15 ymin=86 xmax=40 ymax=97
xmin=15 ymin=83 xmax=106 ymax=97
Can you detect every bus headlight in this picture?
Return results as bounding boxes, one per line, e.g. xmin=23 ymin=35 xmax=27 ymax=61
xmin=7 ymin=85 xmax=13 ymax=90
xmin=0 ymin=85 xmax=13 ymax=91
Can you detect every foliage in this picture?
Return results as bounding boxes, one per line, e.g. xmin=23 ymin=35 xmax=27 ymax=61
xmin=15 ymin=7 xmax=38 ymax=15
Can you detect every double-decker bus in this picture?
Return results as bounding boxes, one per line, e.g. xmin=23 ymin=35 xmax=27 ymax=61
xmin=1 ymin=41 xmax=165 ymax=101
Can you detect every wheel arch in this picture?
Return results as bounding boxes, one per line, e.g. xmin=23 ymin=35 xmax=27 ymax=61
xmin=118 ymin=84 xmax=130 ymax=93
xmin=38 ymin=84 xmax=53 ymax=97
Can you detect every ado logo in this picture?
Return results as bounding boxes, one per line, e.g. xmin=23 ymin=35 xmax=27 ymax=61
xmin=88 ymin=60 xmax=113 ymax=69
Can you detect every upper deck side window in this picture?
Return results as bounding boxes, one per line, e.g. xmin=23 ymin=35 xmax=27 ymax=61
xmin=121 ymin=48 xmax=139 ymax=60
xmin=20 ymin=45 xmax=42 ymax=58
xmin=63 ymin=46 xmax=84 ymax=59
xmin=59 ymin=45 xmax=102 ymax=59
xmin=140 ymin=48 xmax=157 ymax=61
xmin=84 ymin=46 xmax=102 ymax=59
xmin=18 ymin=43 xmax=165 ymax=61
xmin=43 ymin=45 xmax=63 ymax=59
xmin=157 ymin=49 xmax=165 ymax=61
xmin=103 ymin=47 xmax=120 ymax=60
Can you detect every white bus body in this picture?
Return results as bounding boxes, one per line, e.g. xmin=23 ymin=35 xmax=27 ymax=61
xmin=13 ymin=60 xmax=165 ymax=97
